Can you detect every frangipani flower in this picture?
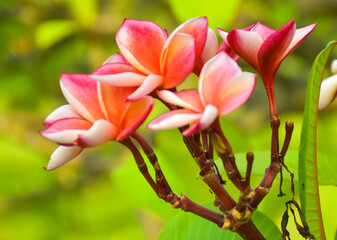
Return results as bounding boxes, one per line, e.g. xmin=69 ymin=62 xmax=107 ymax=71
xmin=40 ymin=73 xmax=154 ymax=170
xmin=147 ymin=52 xmax=256 ymax=136
xmin=318 ymin=59 xmax=337 ymax=110
xmin=91 ymin=17 xmax=208 ymax=100
xmin=227 ymin=20 xmax=316 ymax=117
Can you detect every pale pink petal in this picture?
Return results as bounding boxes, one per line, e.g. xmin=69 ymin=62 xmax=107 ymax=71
xmin=157 ymin=89 xmax=202 ymax=112
xmin=318 ymin=75 xmax=337 ymax=110
xmin=90 ymin=72 xmax=146 ymax=87
xmin=199 ymin=52 xmax=242 ymax=106
xmin=251 ymin=22 xmax=276 ymax=41
xmin=165 ymin=17 xmax=208 ymax=62
xmin=161 ymin=33 xmax=195 ymax=89
xmin=93 ymin=62 xmax=143 ymax=75
xmin=116 ymin=19 xmax=167 ymax=74
xmin=117 ymin=96 xmax=154 ymax=141
xmin=76 ymin=119 xmax=118 ymax=147
xmin=126 ymin=74 xmax=163 ymax=101
xmin=182 ymin=104 xmax=218 ymax=136
xmin=45 ymin=146 xmax=83 ymax=171
xmin=227 ymin=29 xmax=263 ymax=70
xmin=200 ymin=28 xmax=218 ymax=64
xmin=103 ymin=52 xmax=129 ymax=65
xmin=43 ymin=105 xmax=81 ymax=128
xmin=258 ymin=20 xmax=295 ymax=80
xmin=332 ymin=59 xmax=337 ymax=75
xmin=60 ymin=73 xmax=105 ymax=122
xmin=217 ymin=72 xmax=257 ymax=115
xmin=147 ymin=109 xmax=201 ymax=131
xmin=40 ymin=118 xmax=92 ymax=145
xmin=281 ymin=23 xmax=316 ymax=62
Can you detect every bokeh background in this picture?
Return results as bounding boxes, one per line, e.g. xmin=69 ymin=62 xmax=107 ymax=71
xmin=1 ymin=0 xmax=336 ymax=239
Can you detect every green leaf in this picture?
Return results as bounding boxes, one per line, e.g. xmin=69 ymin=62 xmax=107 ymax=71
xmin=168 ymin=0 xmax=241 ymax=29
xmin=159 ymin=207 xmax=281 ymax=240
xmin=299 ymin=40 xmax=337 ymax=240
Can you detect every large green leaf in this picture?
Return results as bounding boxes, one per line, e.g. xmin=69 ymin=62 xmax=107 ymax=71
xmin=159 ymin=207 xmax=281 ymax=240
xmin=298 ymin=40 xmax=337 ymax=240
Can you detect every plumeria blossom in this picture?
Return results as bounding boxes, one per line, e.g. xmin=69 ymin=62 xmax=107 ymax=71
xmin=40 ymin=72 xmax=154 ymax=170
xmin=318 ymin=59 xmax=337 ymax=110
xmin=147 ymin=52 xmax=257 ymax=136
xmin=91 ymin=17 xmax=208 ymax=100
xmin=227 ymin=20 xmax=316 ymax=117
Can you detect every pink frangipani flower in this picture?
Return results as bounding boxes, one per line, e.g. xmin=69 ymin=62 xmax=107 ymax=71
xmin=147 ymin=52 xmax=256 ymax=136
xmin=91 ymin=17 xmax=208 ymax=100
xmin=227 ymin=20 xmax=316 ymax=118
xmin=40 ymin=72 xmax=154 ymax=170
xmin=318 ymin=60 xmax=337 ymax=110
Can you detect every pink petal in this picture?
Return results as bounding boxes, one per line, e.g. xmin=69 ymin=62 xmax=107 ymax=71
xmin=90 ymin=72 xmax=146 ymax=87
xmin=103 ymin=52 xmax=129 ymax=65
xmin=93 ymin=62 xmax=143 ymax=75
xmin=117 ymin=96 xmax=154 ymax=141
xmin=195 ymin=28 xmax=219 ymax=74
xmin=147 ymin=109 xmax=201 ymax=131
xmin=126 ymin=74 xmax=163 ymax=101
xmin=227 ymin=29 xmax=263 ymax=71
xmin=157 ymin=89 xmax=203 ymax=112
xmin=161 ymin=33 xmax=195 ymax=89
xmin=41 ymin=118 xmax=92 ymax=145
xmin=318 ymin=74 xmax=337 ymax=110
xmin=199 ymin=52 xmax=242 ymax=106
xmin=60 ymin=73 xmax=105 ymax=122
xmin=116 ymin=19 xmax=167 ymax=75
xmin=76 ymin=119 xmax=118 ymax=147
xmin=98 ymin=83 xmax=135 ymax=125
xmin=182 ymin=104 xmax=218 ymax=136
xmin=217 ymin=72 xmax=257 ymax=115
xmin=43 ymin=104 xmax=81 ymax=128
xmin=281 ymin=23 xmax=316 ymax=63
xmin=166 ymin=17 xmax=208 ymax=62
xmin=258 ymin=20 xmax=296 ymax=80
xmin=45 ymin=146 xmax=83 ymax=171
xmin=199 ymin=28 xmax=218 ymax=64
xmin=251 ymin=22 xmax=276 ymax=41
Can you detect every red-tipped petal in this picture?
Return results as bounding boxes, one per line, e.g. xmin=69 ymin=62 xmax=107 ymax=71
xmin=157 ymin=89 xmax=203 ymax=112
xmin=258 ymin=20 xmax=296 ymax=80
xmin=45 ymin=146 xmax=83 ymax=171
xmin=76 ymin=119 xmax=118 ymax=147
xmin=251 ymin=22 xmax=276 ymax=41
xmin=126 ymin=74 xmax=163 ymax=100
xmin=161 ymin=33 xmax=195 ymax=89
xmin=147 ymin=109 xmax=201 ymax=131
xmin=117 ymin=96 xmax=154 ymax=141
xmin=103 ymin=52 xmax=129 ymax=65
xmin=281 ymin=23 xmax=316 ymax=62
xmin=60 ymin=73 xmax=105 ymax=122
xmin=43 ymin=105 xmax=81 ymax=128
xmin=116 ymin=19 xmax=167 ymax=74
xmin=227 ymin=29 xmax=263 ymax=70
xmin=40 ymin=118 xmax=92 ymax=145
xmin=167 ymin=17 xmax=208 ymax=62
xmin=199 ymin=52 xmax=242 ymax=106
xmin=217 ymin=72 xmax=257 ymax=115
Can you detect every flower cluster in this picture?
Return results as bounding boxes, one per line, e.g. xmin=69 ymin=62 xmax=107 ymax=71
xmin=41 ymin=17 xmax=315 ymax=170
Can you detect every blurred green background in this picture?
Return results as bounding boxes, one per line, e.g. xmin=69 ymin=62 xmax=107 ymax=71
xmin=1 ymin=0 xmax=336 ymax=239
